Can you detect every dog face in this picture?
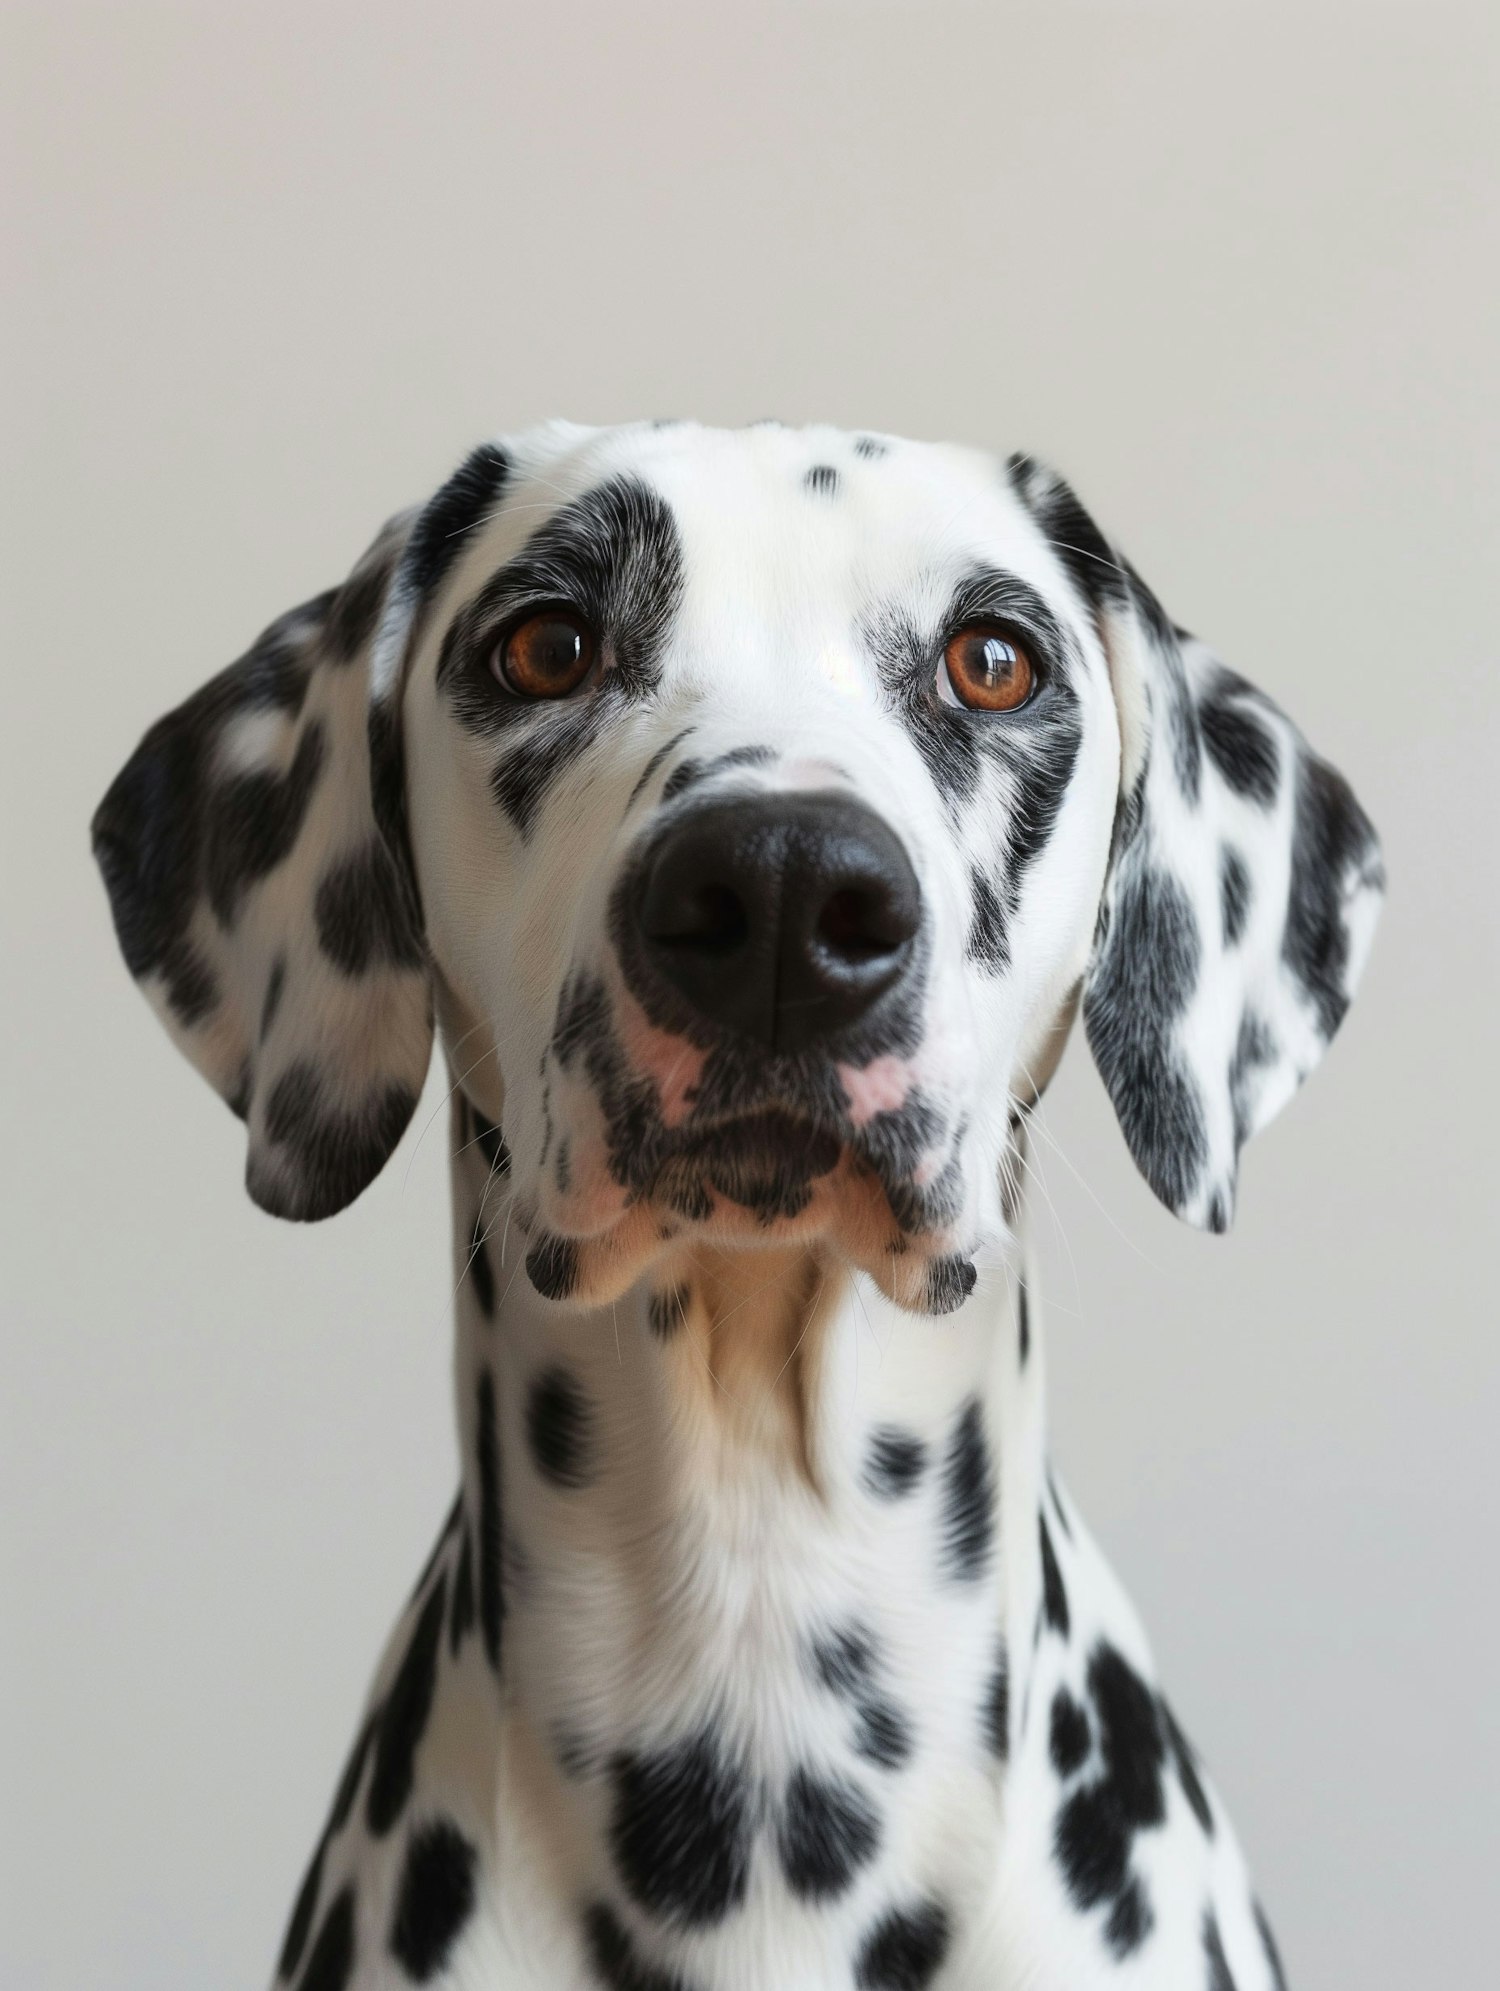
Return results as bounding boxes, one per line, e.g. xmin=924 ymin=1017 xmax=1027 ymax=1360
xmin=94 ymin=422 xmax=1384 ymax=1313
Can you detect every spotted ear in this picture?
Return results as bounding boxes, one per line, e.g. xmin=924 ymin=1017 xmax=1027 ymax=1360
xmin=1009 ymin=455 xmax=1386 ymax=1231
xmin=92 ymin=512 xmax=435 ymax=1219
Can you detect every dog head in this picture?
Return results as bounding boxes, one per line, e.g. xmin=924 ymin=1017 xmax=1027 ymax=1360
xmin=94 ymin=422 xmax=1383 ymax=1312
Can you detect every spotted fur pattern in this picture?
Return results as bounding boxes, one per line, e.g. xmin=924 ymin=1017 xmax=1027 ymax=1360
xmin=93 ymin=420 xmax=1380 ymax=1987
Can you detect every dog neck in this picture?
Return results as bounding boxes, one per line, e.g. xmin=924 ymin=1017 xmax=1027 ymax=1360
xmin=443 ymin=1084 xmax=1055 ymax=1945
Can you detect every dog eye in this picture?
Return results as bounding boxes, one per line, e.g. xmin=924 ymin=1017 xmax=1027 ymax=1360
xmin=940 ymin=626 xmax=1036 ymax=713
xmin=493 ymin=612 xmax=599 ymax=699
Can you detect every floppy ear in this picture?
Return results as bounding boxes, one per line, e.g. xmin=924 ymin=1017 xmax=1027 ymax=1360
xmin=92 ymin=511 xmax=435 ymax=1219
xmin=1009 ymin=454 xmax=1385 ymax=1232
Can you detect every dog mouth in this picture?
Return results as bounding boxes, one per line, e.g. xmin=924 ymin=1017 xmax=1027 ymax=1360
xmin=633 ymin=1104 xmax=846 ymax=1226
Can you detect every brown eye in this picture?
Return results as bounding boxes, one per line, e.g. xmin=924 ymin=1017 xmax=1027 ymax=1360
xmin=494 ymin=612 xmax=598 ymax=698
xmin=940 ymin=626 xmax=1036 ymax=713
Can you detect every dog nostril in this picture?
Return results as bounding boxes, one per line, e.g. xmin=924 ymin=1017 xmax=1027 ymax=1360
xmin=816 ymin=887 xmax=905 ymax=963
xmin=640 ymin=876 xmax=751 ymax=955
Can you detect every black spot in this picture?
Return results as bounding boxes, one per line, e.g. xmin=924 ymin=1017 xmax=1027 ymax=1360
xmin=1254 ymin=1900 xmax=1288 ymax=1991
xmin=1049 ymin=1687 xmax=1090 ymax=1776
xmin=1017 ymin=1281 xmax=1031 ymax=1365
xmin=367 ymin=1576 xmax=447 ymax=1836
xmin=1083 ymin=863 xmax=1208 ymax=1215
xmin=1104 ymin=1876 xmax=1154 ymax=1957
xmin=608 ymin=1727 xmax=752 ymax=1928
xmin=811 ymin=1624 xmax=875 ymax=1696
xmin=205 ymin=720 xmax=327 ymax=926
xmin=554 ymin=1136 xmax=572 ymax=1194
xmin=525 ymin=1231 xmax=580 ymax=1301
xmin=1160 ymin=1697 xmax=1213 ymax=1834
xmin=1006 ymin=454 xmax=1127 ymax=614
xmin=476 ymin=1370 xmax=504 ymax=1671
xmin=280 ymin=1697 xmax=382 ymax=1976
xmin=925 ymin=1253 xmax=977 ymax=1316
xmin=804 ymin=463 xmax=840 ymax=497
xmin=402 ymin=442 xmax=511 ymax=606
xmin=965 ymin=866 xmax=1009 ymax=972
xmin=526 ymin=1366 xmax=594 ymax=1488
xmin=1039 ymin=1514 xmax=1070 ymax=1637
xmin=581 ymin=1902 xmax=698 ymax=1991
xmin=775 ymin=1765 xmax=881 ymax=1901
xmin=261 ymin=955 xmax=287 ymax=1040
xmin=323 ymin=545 xmax=396 ymax=663
xmin=864 ymin=1427 xmax=927 ymax=1499
xmin=854 ymin=1695 xmax=914 ymax=1770
xmin=648 ymin=1284 xmax=689 ymax=1338
xmin=853 ymin=435 xmax=889 ymax=460
xmin=1229 ymin=1011 xmax=1277 ymax=1153
xmin=1200 ymin=672 xmax=1280 ymax=805
xmin=626 ymin=726 xmax=695 ymax=811
xmin=449 ymin=1527 xmax=474 ymax=1655
xmin=1053 ymin=1641 xmax=1167 ymax=1951
xmin=1219 ymin=845 xmax=1252 ymax=948
xmin=389 ymin=1818 xmax=477 ymax=1981
xmin=660 ymin=742 xmax=776 ymax=806
xmin=1283 ymin=752 xmax=1382 ymax=1039
xmin=940 ymin=1398 xmax=995 ymax=1581
xmin=467 ymin=1210 xmax=495 ymax=1320
xmin=297 ymin=1884 xmax=355 ymax=1991
xmin=854 ymin=1901 xmax=952 ymax=1989
xmin=982 ymin=1643 xmax=1010 ymax=1760
xmin=1203 ymin=1907 xmax=1237 ymax=1991
xmin=255 ymin=1062 xmax=420 ymax=1222
xmin=315 ymin=839 xmax=424 ymax=975
xmin=406 ymin=1492 xmax=461 ymax=1609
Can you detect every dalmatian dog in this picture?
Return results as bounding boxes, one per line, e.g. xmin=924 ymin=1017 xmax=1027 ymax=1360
xmin=94 ymin=421 xmax=1382 ymax=1991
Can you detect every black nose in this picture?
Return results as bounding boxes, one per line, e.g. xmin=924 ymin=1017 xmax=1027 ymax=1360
xmin=631 ymin=791 xmax=922 ymax=1053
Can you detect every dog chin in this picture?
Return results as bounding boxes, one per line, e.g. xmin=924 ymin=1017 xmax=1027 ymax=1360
xmin=518 ymin=1121 xmax=982 ymax=1318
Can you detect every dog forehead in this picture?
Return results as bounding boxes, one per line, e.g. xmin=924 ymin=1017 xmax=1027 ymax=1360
xmin=497 ymin=419 xmax=1056 ymax=615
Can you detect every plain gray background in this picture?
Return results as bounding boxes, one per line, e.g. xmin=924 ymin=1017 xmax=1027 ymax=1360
xmin=3 ymin=4 xmax=1496 ymax=1984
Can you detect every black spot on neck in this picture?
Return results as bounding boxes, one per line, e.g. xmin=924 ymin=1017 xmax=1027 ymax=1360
xmin=939 ymin=1398 xmax=995 ymax=1582
xmin=366 ymin=1576 xmax=447 ymax=1836
xmin=526 ymin=1366 xmax=595 ymax=1488
xmin=864 ymin=1427 xmax=927 ymax=1498
xmin=1039 ymin=1513 xmax=1070 ymax=1637
xmin=607 ymin=1727 xmax=752 ymax=1928
xmin=854 ymin=1900 xmax=952 ymax=1989
xmin=1049 ymin=1686 xmax=1090 ymax=1776
xmin=388 ymin=1817 xmax=477 ymax=1981
xmin=775 ymin=1765 xmax=881 ymax=1900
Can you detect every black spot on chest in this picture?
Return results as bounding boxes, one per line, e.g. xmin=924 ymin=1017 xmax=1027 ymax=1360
xmin=526 ymin=1366 xmax=595 ymax=1487
xmin=939 ymin=1398 xmax=995 ymax=1581
xmin=1052 ymin=1640 xmax=1168 ymax=1959
xmin=608 ymin=1727 xmax=753 ymax=1928
xmin=367 ymin=1575 xmax=447 ymax=1836
xmin=775 ymin=1764 xmax=881 ymax=1900
xmin=582 ymin=1903 xmax=700 ymax=1991
xmin=864 ymin=1427 xmax=928 ymax=1498
xmin=389 ymin=1817 xmax=478 ymax=1981
xmin=1049 ymin=1686 xmax=1090 ymax=1775
xmin=854 ymin=1900 xmax=952 ymax=1989
xmin=804 ymin=463 xmax=841 ymax=496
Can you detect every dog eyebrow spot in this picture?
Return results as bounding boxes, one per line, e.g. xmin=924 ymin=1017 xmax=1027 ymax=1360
xmin=804 ymin=463 xmax=841 ymax=497
xmin=660 ymin=743 xmax=776 ymax=805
